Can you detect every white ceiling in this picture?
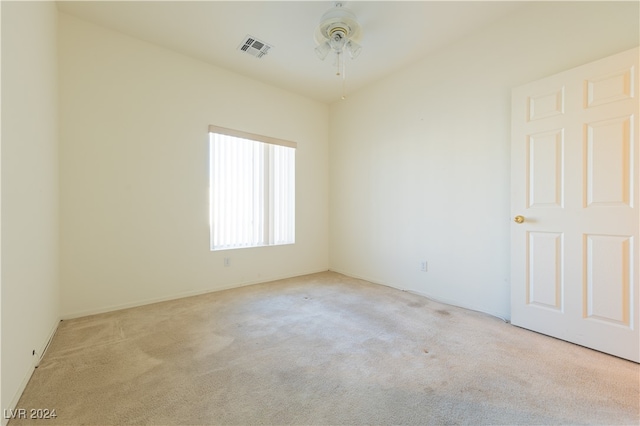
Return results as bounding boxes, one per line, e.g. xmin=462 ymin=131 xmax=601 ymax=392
xmin=57 ymin=1 xmax=527 ymax=104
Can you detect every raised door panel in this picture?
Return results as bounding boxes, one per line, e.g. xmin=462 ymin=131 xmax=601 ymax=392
xmin=584 ymin=234 xmax=632 ymax=328
xmin=527 ymin=129 xmax=564 ymax=208
xmin=585 ymin=116 xmax=633 ymax=207
xmin=527 ymin=231 xmax=564 ymax=311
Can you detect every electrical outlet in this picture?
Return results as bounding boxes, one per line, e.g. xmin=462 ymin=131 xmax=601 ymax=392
xmin=420 ymin=261 xmax=428 ymax=272
xmin=224 ymin=258 xmax=230 ymax=267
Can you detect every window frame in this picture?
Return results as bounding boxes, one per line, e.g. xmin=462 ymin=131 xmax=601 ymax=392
xmin=208 ymin=125 xmax=296 ymax=251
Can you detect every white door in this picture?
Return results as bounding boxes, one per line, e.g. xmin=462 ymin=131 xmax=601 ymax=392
xmin=511 ymin=47 xmax=639 ymax=362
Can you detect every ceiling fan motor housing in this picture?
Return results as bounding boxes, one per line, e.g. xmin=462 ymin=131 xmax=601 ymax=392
xmin=314 ymin=3 xmax=362 ymax=48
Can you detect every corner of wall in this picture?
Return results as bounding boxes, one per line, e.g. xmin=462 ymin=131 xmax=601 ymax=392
xmin=1 ymin=1 xmax=61 ymax=418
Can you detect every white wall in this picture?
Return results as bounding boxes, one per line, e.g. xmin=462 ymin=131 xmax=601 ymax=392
xmin=1 ymin=1 xmax=60 ymax=418
xmin=329 ymin=1 xmax=639 ymax=319
xmin=58 ymin=13 xmax=329 ymax=318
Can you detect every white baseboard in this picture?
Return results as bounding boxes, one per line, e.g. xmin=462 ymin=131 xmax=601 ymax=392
xmin=61 ymin=268 xmax=330 ymax=320
xmin=2 ymin=320 xmax=60 ymax=426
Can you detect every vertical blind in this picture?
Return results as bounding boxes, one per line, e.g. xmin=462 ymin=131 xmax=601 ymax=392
xmin=209 ymin=126 xmax=296 ymax=251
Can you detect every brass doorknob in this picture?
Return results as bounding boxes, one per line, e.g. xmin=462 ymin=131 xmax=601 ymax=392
xmin=514 ymin=215 xmax=525 ymax=224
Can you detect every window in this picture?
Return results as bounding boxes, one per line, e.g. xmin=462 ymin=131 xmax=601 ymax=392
xmin=209 ymin=125 xmax=296 ymax=251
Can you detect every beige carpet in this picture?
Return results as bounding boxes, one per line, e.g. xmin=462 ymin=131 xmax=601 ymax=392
xmin=10 ymin=271 xmax=640 ymax=425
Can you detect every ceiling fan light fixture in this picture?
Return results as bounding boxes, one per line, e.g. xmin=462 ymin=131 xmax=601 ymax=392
xmin=314 ymin=2 xmax=363 ymax=98
xmin=315 ymin=41 xmax=331 ymax=60
xmin=346 ymin=40 xmax=361 ymax=59
xmin=314 ymin=3 xmax=362 ymax=54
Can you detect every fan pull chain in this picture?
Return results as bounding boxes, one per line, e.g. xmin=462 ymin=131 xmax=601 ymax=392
xmin=341 ymin=59 xmax=347 ymax=100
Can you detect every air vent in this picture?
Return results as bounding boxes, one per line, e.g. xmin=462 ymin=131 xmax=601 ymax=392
xmin=238 ymin=35 xmax=272 ymax=59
